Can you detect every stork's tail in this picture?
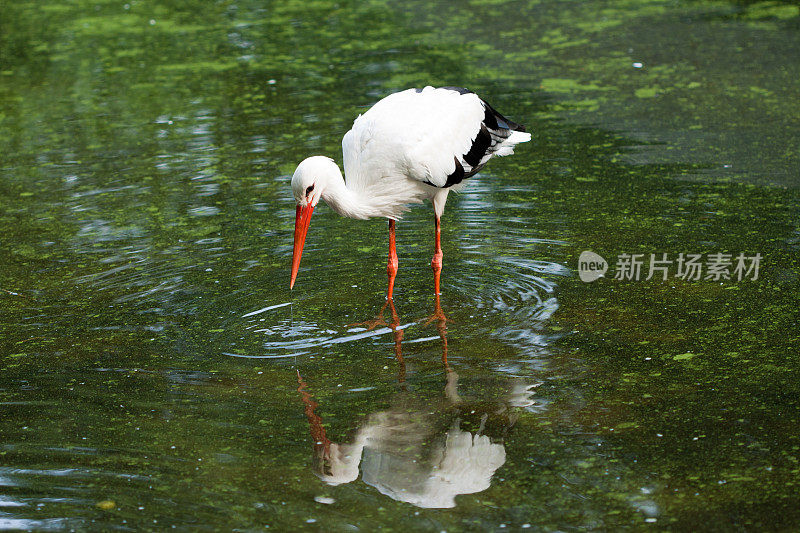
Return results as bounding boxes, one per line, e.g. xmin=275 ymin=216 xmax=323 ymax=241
xmin=480 ymin=98 xmax=532 ymax=156
xmin=495 ymin=130 xmax=532 ymax=157
xmin=508 ymin=131 xmax=532 ymax=143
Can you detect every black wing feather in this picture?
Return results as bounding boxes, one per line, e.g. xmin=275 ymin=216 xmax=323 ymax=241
xmin=441 ymin=89 xmax=526 ymax=187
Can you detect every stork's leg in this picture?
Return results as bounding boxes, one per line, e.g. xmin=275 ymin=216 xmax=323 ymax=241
xmin=386 ymin=299 xmax=406 ymax=387
xmin=425 ymin=211 xmax=449 ymax=338
xmin=422 ymin=287 xmax=450 ymax=363
xmin=434 ymin=291 xmax=449 ymax=368
xmin=387 ymin=219 xmax=399 ymax=300
xmin=425 ymin=215 xmax=450 ymax=354
xmin=431 ymin=215 xmax=443 ymax=295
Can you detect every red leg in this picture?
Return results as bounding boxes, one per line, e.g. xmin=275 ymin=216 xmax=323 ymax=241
xmin=434 ymin=292 xmax=449 ymax=368
xmin=297 ymin=372 xmax=331 ymax=459
xmin=386 ymin=299 xmax=406 ymax=386
xmin=431 ymin=215 xmax=443 ymax=295
xmin=424 ymin=260 xmax=450 ymax=356
xmin=387 ymin=219 xmax=398 ymax=300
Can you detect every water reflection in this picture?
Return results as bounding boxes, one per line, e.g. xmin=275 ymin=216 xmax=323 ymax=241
xmin=297 ymin=296 xmax=540 ymax=508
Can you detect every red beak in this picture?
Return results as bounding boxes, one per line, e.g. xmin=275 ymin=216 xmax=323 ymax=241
xmin=290 ymin=204 xmax=314 ymax=289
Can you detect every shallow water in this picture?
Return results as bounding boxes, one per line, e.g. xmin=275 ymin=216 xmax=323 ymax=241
xmin=1 ymin=0 xmax=799 ymax=530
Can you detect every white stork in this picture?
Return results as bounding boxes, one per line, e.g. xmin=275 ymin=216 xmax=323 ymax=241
xmin=290 ymin=86 xmax=531 ymax=298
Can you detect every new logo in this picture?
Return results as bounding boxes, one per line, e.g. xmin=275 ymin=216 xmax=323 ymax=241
xmin=578 ymin=251 xmax=608 ymax=282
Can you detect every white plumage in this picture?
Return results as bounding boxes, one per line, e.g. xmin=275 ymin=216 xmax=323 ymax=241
xmin=344 ymin=88 xmax=483 ymax=198
xmin=289 ymin=86 xmax=531 ymax=293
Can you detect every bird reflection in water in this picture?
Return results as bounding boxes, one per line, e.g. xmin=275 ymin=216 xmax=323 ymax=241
xmin=296 ymin=295 xmax=539 ymax=509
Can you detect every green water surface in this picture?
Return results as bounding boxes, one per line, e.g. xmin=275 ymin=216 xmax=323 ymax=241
xmin=1 ymin=0 xmax=799 ymax=530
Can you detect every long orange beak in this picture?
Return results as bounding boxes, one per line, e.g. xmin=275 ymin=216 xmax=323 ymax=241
xmin=290 ymin=204 xmax=314 ymax=289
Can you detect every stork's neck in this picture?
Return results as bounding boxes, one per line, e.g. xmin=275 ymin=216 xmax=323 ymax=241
xmin=321 ymin=166 xmax=379 ymax=220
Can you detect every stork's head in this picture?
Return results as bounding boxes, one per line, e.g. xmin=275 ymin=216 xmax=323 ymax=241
xmin=292 ymin=156 xmax=335 ymax=208
xmin=289 ymin=156 xmax=338 ymax=289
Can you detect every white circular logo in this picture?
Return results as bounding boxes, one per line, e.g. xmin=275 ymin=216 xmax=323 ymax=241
xmin=578 ymin=251 xmax=608 ymax=282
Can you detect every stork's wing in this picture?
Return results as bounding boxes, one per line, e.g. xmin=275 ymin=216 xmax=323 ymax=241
xmin=343 ymin=86 xmax=531 ymax=192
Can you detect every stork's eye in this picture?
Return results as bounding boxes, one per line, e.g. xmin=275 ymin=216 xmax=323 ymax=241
xmin=305 ymin=184 xmax=314 ymax=196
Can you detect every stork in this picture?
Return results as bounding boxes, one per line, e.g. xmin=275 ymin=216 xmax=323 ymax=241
xmin=290 ymin=86 xmax=531 ymax=298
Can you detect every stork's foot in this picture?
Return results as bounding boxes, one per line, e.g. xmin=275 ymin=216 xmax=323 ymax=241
xmin=348 ymin=299 xmax=400 ymax=332
xmin=423 ymin=306 xmax=450 ymax=327
xmin=348 ymin=300 xmax=390 ymax=331
xmin=422 ymin=292 xmax=451 ymax=367
xmin=423 ymin=293 xmax=451 ymax=327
